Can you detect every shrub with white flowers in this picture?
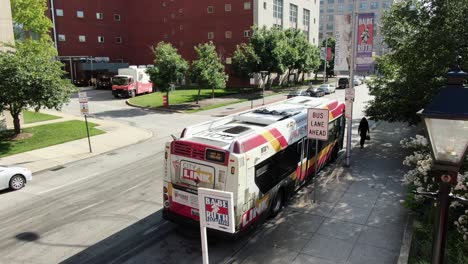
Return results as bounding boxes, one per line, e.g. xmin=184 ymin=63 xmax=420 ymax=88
xmin=401 ymin=135 xmax=468 ymax=240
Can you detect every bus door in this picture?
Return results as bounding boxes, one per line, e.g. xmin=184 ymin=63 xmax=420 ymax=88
xmin=296 ymin=138 xmax=307 ymax=188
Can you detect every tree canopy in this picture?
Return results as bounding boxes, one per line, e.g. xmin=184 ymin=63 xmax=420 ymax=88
xmin=11 ymin=0 xmax=52 ymax=39
xmin=0 ymin=40 xmax=74 ymax=134
xmin=191 ymin=42 xmax=228 ymax=101
xmin=365 ymin=0 xmax=468 ymax=124
xmin=232 ymin=26 xmax=320 ymax=85
xmin=146 ymin=42 xmax=189 ymax=101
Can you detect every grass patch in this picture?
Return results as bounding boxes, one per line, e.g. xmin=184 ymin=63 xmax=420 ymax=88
xmin=128 ymin=89 xmax=238 ymax=108
xmin=0 ymin=120 xmax=105 ymax=157
xmin=23 ymin=110 xmax=61 ymax=124
xmin=408 ymin=202 xmax=468 ymax=264
xmin=185 ymin=99 xmax=249 ymax=113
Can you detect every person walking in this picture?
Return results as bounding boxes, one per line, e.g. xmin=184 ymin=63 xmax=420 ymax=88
xmin=358 ymin=117 xmax=370 ymax=149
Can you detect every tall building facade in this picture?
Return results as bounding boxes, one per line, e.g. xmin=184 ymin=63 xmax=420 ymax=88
xmin=318 ymin=0 xmax=393 ymax=56
xmin=47 ymin=0 xmax=320 ymax=86
xmin=0 ymin=0 xmax=14 ymax=50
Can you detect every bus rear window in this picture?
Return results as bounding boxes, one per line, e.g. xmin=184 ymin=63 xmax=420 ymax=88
xmin=206 ymin=149 xmax=225 ymax=163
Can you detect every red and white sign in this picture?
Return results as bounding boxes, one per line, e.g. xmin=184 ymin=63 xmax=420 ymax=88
xmin=345 ymin=88 xmax=355 ymax=101
xmin=307 ymin=108 xmax=329 ymax=141
xmin=198 ymin=188 xmax=235 ymax=233
xmin=345 ymin=101 xmax=353 ymax=120
xmin=78 ymin=92 xmax=88 ymax=103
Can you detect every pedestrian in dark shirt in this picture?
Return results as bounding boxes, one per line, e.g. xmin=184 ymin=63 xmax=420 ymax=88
xmin=358 ymin=117 xmax=370 ymax=149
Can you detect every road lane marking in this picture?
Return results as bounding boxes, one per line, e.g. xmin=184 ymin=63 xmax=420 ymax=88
xmin=37 ymin=173 xmax=98 ymax=195
xmin=143 ymin=221 xmax=169 ymax=236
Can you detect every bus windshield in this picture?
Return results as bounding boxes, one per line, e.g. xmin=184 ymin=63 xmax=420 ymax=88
xmin=112 ymin=77 xmax=129 ymax=86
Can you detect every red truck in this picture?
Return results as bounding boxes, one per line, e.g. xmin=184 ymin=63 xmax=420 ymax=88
xmin=112 ymin=66 xmax=153 ymax=98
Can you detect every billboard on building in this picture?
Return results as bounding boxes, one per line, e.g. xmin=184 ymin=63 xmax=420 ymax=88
xmin=356 ymin=13 xmax=375 ymax=72
xmin=334 ymin=14 xmax=353 ymax=72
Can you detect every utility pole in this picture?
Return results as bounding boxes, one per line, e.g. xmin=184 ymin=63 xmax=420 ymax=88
xmin=345 ymin=1 xmax=358 ymax=167
xmin=323 ymin=37 xmax=328 ymax=84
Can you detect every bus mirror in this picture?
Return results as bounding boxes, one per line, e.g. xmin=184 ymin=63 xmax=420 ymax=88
xmin=171 ymin=134 xmax=178 ymax=141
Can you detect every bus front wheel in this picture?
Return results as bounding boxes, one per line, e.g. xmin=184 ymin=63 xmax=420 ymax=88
xmin=270 ymin=189 xmax=284 ymax=217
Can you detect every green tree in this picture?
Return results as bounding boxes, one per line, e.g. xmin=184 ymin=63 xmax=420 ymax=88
xmin=365 ymin=0 xmax=468 ymax=124
xmin=146 ymin=42 xmax=189 ymax=105
xmin=191 ymin=42 xmax=228 ymax=102
xmin=11 ymin=0 xmax=52 ymax=39
xmin=233 ymin=26 xmax=288 ymax=87
xmin=284 ymin=29 xmax=321 ymax=83
xmin=0 ymin=40 xmax=74 ymax=134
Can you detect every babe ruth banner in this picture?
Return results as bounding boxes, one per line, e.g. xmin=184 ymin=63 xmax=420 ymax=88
xmin=356 ymin=13 xmax=374 ymax=71
xmin=198 ymin=188 xmax=235 ymax=233
xmin=334 ymin=14 xmax=352 ymax=72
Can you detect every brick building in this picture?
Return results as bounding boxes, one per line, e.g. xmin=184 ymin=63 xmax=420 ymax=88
xmin=47 ymin=0 xmax=320 ymax=86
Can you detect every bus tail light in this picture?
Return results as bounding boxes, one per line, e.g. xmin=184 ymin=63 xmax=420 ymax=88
xmin=231 ymin=166 xmax=235 ymax=175
xmin=163 ymin=185 xmax=169 ymax=208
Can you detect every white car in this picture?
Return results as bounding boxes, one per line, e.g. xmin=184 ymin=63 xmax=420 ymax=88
xmin=0 ymin=166 xmax=32 ymax=191
xmin=318 ymin=83 xmax=336 ymax=94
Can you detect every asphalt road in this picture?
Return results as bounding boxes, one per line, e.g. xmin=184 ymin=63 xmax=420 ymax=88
xmin=0 ymin=84 xmax=373 ymax=263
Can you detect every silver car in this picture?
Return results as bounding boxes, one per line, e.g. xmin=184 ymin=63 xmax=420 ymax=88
xmin=0 ymin=166 xmax=33 ymax=191
xmin=318 ymin=83 xmax=336 ymax=94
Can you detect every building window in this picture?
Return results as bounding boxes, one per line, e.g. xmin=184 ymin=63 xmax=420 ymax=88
xmin=327 ymin=8 xmax=334 ymax=13
xmin=96 ymin=13 xmax=104 ymax=20
xmin=225 ymin=31 xmax=232 ymax=38
xmin=337 ymin=5 xmax=344 ymax=12
xmin=370 ymin=2 xmax=379 ymax=9
xmin=327 ymin=15 xmax=333 ymax=21
xmin=76 ymin=11 xmax=84 ymax=18
xmin=348 ymin=4 xmax=353 ymax=11
xmin=78 ymin=35 xmax=86 ymax=42
xmin=320 ymin=9 xmax=324 ymax=14
xmin=327 ymin=0 xmax=334 ymax=3
xmin=208 ymin=32 xmax=214 ymax=39
xmin=326 ymin=23 xmax=334 ymax=30
xmin=179 ymin=8 xmax=183 ymax=13
xmin=314 ymin=18 xmax=316 ymax=24
xmin=207 ymin=6 xmax=214 ymax=13
xmin=56 ymin=9 xmax=63 ymax=16
xmin=244 ymin=2 xmax=251 ymax=10
xmin=180 ymin=25 xmax=183 ymax=30
xmin=303 ymin=9 xmax=310 ymax=32
xmin=225 ymin=4 xmax=231 ymax=12
xmin=273 ymin=0 xmax=283 ymax=27
xmin=98 ymin=36 xmax=105 ymax=43
xmin=115 ymin=37 xmax=122 ymax=43
xmin=289 ymin=4 xmax=297 ymax=28
xmin=359 ymin=3 xmax=368 ymax=10
xmin=263 ymin=2 xmax=267 ymax=9
xmin=114 ymin=14 xmax=121 ymax=21
xmin=244 ymin=30 xmax=251 ymax=37
xmin=382 ymin=0 xmax=392 ymax=8
xmin=58 ymin=34 xmax=65 ymax=41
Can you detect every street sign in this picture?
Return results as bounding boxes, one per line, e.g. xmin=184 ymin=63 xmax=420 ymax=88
xmin=249 ymin=78 xmax=255 ymax=85
xmin=198 ymin=188 xmax=235 ymax=233
xmin=345 ymin=88 xmax=355 ymax=101
xmin=345 ymin=100 xmax=352 ymax=120
xmin=307 ymin=108 xmax=329 ymax=140
xmin=80 ymin=102 xmax=89 ymax=115
xmin=78 ymin=92 xmax=88 ymax=103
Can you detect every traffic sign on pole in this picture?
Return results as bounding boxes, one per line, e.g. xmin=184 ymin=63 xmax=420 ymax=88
xmin=78 ymin=92 xmax=88 ymax=103
xmin=307 ymin=108 xmax=329 ymax=140
xmin=345 ymin=88 xmax=355 ymax=102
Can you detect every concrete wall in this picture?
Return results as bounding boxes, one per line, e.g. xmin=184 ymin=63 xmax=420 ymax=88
xmin=0 ymin=0 xmax=16 ymax=131
xmin=254 ymin=0 xmax=320 ymax=46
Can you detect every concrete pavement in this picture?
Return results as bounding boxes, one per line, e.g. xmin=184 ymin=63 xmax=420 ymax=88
xmin=226 ymin=121 xmax=415 ymax=264
xmin=0 ymin=109 xmax=153 ymax=173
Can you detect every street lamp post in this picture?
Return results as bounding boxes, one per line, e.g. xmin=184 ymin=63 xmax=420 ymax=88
xmin=418 ymin=61 xmax=468 ymax=264
xmin=260 ymin=71 xmax=268 ymax=105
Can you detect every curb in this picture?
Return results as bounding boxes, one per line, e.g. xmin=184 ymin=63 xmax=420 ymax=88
xmin=125 ymin=100 xmax=184 ymax=113
xmin=398 ymin=215 xmax=414 ymax=264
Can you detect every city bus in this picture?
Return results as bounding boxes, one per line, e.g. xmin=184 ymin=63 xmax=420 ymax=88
xmin=162 ymin=96 xmax=346 ymax=234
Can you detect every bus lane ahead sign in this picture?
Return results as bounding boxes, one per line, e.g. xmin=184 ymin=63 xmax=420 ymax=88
xmin=307 ymin=108 xmax=329 ymax=140
xmin=198 ymin=188 xmax=235 ymax=234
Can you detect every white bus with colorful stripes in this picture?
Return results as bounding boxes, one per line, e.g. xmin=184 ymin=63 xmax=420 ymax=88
xmin=162 ymin=96 xmax=346 ymax=235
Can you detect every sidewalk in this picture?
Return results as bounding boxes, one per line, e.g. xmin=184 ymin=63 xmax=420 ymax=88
xmin=227 ymin=122 xmax=416 ymax=264
xmin=0 ymin=110 xmax=152 ymax=174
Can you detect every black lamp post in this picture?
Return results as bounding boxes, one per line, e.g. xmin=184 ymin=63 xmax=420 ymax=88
xmin=418 ymin=60 xmax=468 ymax=264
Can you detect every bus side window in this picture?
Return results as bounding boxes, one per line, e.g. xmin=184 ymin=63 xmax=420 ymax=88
xmin=254 ymin=142 xmax=300 ymax=194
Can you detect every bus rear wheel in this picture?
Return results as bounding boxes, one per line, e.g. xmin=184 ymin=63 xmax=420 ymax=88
xmin=270 ymin=189 xmax=284 ymax=217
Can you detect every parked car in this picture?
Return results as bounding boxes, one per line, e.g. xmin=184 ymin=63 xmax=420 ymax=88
xmin=306 ymin=87 xmax=326 ymax=97
xmin=97 ymin=76 xmax=112 ymax=89
xmin=287 ymin=89 xmax=311 ymax=99
xmin=338 ymin=78 xmax=349 ymax=89
xmin=318 ymin=83 xmax=336 ymax=94
xmin=0 ymin=166 xmax=32 ymax=191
